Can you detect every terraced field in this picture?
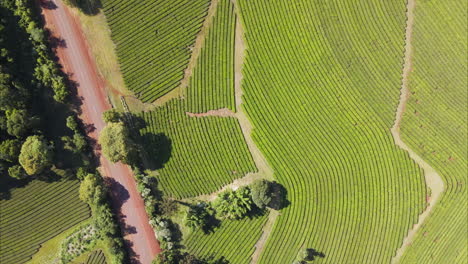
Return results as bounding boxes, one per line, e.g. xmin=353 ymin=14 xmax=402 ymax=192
xmin=101 ymin=0 xmax=211 ymax=102
xmin=186 ymin=0 xmax=236 ymax=113
xmin=0 ymin=180 xmax=91 ymax=264
xmin=399 ymin=0 xmax=467 ymax=262
xmin=237 ymin=0 xmax=426 ymax=263
xmin=138 ymin=100 xmax=256 ymax=198
xmin=185 ymin=213 xmax=268 ymax=264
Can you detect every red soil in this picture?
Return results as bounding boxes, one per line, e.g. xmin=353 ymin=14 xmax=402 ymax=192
xmin=39 ymin=1 xmax=161 ymax=263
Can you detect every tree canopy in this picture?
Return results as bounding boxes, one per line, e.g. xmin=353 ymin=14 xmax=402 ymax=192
xmin=18 ymin=135 xmax=53 ymax=175
xmin=250 ymin=179 xmax=272 ymax=209
xmin=99 ymin=122 xmax=137 ymax=164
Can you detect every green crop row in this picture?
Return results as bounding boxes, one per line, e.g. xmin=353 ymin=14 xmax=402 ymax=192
xmin=186 ymin=0 xmax=236 ymax=113
xmin=400 ymin=0 xmax=467 ymax=262
xmin=185 ymin=213 xmax=268 ymax=264
xmin=237 ymin=0 xmax=426 ymax=263
xmin=137 ymin=100 xmax=256 ymax=198
xmin=0 ymin=180 xmax=91 ymax=264
xmin=101 ymin=0 xmax=211 ymax=102
xmin=84 ymin=250 xmax=107 ymax=264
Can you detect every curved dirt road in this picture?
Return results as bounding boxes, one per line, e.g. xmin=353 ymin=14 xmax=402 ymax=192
xmin=39 ymin=0 xmax=160 ymax=263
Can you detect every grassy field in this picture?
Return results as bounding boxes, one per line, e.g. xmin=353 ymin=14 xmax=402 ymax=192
xmin=0 ymin=180 xmax=90 ymax=264
xmin=186 ymin=0 xmax=236 ymax=113
xmin=101 ymin=0 xmax=211 ymax=103
xmin=185 ymin=213 xmax=268 ymax=264
xmin=237 ymin=0 xmax=426 ymax=263
xmin=137 ymin=100 xmax=256 ymax=198
xmin=399 ymin=0 xmax=467 ymax=262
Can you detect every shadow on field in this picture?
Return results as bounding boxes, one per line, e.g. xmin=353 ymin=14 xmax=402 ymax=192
xmin=303 ymin=248 xmax=326 ymax=261
xmin=140 ymin=133 xmax=172 ymax=170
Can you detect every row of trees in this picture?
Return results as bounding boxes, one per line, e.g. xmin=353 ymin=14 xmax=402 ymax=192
xmin=0 ymin=0 xmax=71 ymax=180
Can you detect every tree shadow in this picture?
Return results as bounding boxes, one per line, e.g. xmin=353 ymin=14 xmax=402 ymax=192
xmin=0 ymin=177 xmax=31 ymax=201
xmin=140 ymin=133 xmax=172 ymax=170
xmin=303 ymin=248 xmax=326 ymax=261
xmin=104 ymin=177 xmax=130 ymax=215
xmin=202 ymin=213 xmax=221 ymax=235
xmin=39 ymin=0 xmax=58 ymax=10
xmin=268 ymin=181 xmax=290 ymax=210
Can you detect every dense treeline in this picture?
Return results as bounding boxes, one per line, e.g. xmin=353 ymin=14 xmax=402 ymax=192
xmin=0 ymin=0 xmax=127 ymax=262
xmin=0 ymin=0 xmax=70 ymax=179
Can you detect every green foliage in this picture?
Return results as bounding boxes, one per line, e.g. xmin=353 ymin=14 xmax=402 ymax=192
xmin=0 ymin=139 xmax=21 ymax=162
xmin=99 ymin=122 xmax=137 ymax=164
xmin=213 ymin=187 xmax=253 ymax=220
xmin=100 ymin=0 xmax=211 ymax=102
xmin=102 ymin=109 xmax=122 ymax=124
xmin=250 ymin=180 xmax=271 ymax=209
xmin=7 ymin=164 xmax=25 ymax=179
xmin=159 ymin=198 xmax=178 ymax=217
xmin=5 ymin=109 xmax=31 ymax=137
xmin=185 ymin=203 xmax=210 ymax=231
xmin=84 ymin=250 xmax=107 ymax=264
xmin=18 ymin=135 xmax=53 ymax=175
xmin=66 ymin=115 xmax=79 ymax=132
xmin=79 ymin=173 xmax=100 ymax=204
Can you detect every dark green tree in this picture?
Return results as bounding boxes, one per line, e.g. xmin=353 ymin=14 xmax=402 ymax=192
xmin=0 ymin=139 xmax=21 ymax=162
xmin=250 ymin=180 xmax=272 ymax=209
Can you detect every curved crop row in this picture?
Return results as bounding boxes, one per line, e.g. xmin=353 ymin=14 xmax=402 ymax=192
xmin=185 ymin=213 xmax=268 ymax=264
xmin=137 ymin=100 xmax=256 ymax=198
xmin=400 ymin=0 xmax=467 ymax=262
xmin=186 ymin=0 xmax=236 ymax=113
xmin=101 ymin=0 xmax=211 ymax=102
xmin=237 ymin=0 xmax=426 ymax=263
xmin=0 ymin=180 xmax=91 ymax=264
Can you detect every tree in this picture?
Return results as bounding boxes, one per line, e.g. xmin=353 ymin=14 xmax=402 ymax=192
xmin=8 ymin=165 xmax=26 ymax=179
xmin=102 ymin=109 xmax=122 ymax=124
xmin=160 ymin=198 xmax=178 ymax=216
xmin=6 ymin=109 xmax=30 ymax=137
xmin=0 ymin=139 xmax=21 ymax=162
xmin=213 ymin=187 xmax=253 ymax=220
xmin=79 ymin=173 xmax=99 ymax=203
xmin=250 ymin=180 xmax=272 ymax=209
xmin=18 ymin=135 xmax=53 ymax=175
xmin=185 ymin=203 xmax=210 ymax=231
xmin=99 ymin=122 xmax=136 ymax=164
xmin=66 ymin=115 xmax=79 ymax=132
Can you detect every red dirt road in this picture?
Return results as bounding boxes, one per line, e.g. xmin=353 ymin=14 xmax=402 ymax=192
xmin=39 ymin=0 xmax=160 ymax=263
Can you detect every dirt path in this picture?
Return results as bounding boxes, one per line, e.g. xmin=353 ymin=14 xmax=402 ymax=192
xmin=39 ymin=1 xmax=160 ymax=263
xmin=390 ymin=0 xmax=445 ymax=262
xmin=251 ymin=210 xmax=279 ymax=264
xmin=185 ymin=108 xmax=235 ymax=118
